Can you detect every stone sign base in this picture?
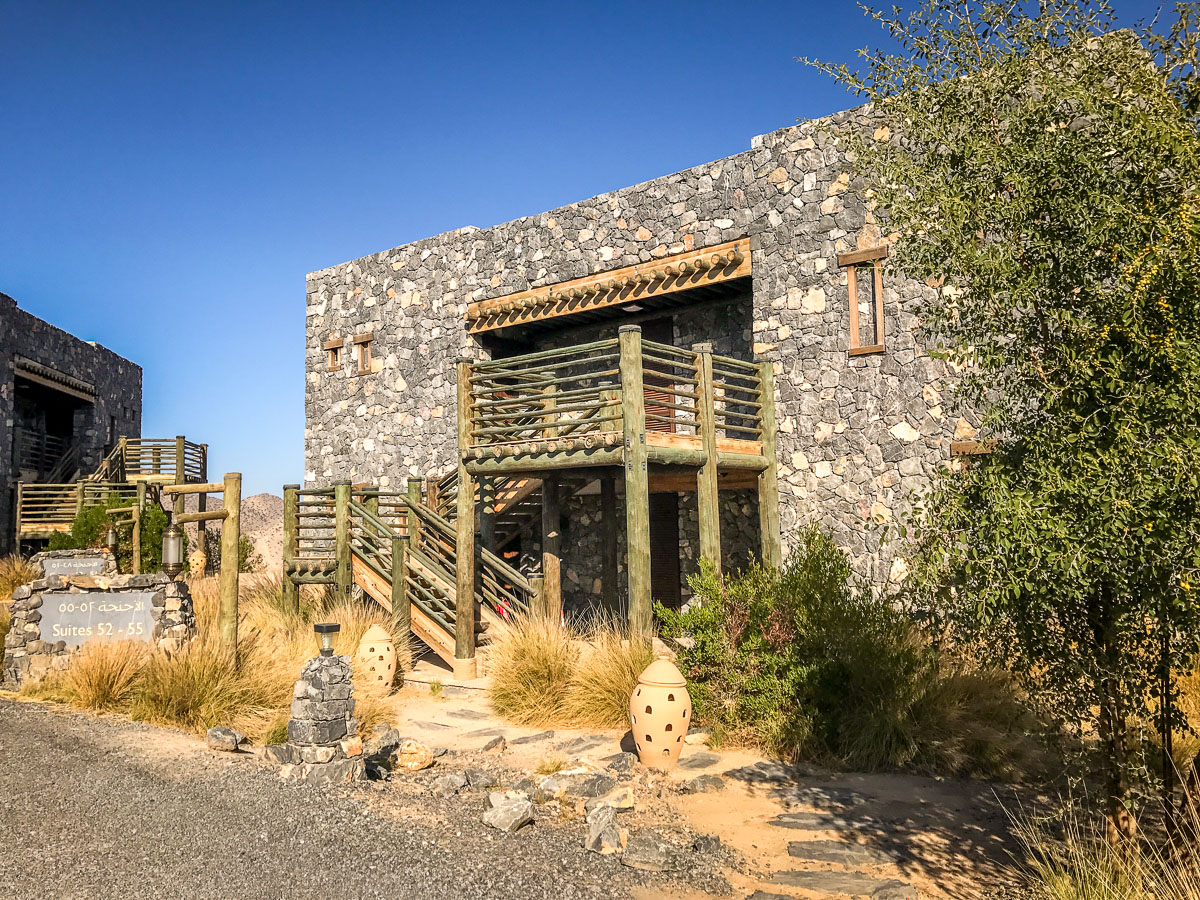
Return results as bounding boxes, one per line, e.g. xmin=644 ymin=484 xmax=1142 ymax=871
xmin=3 ymin=572 xmax=195 ymax=689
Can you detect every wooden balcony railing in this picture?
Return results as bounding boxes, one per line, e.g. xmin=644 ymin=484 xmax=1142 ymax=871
xmin=458 ymin=328 xmax=769 ymax=465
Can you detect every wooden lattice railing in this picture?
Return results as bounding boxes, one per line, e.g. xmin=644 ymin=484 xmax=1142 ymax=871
xmin=460 ymin=332 xmax=768 ymax=457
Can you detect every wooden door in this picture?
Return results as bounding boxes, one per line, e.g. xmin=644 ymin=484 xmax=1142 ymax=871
xmin=641 ymin=319 xmax=675 ymax=434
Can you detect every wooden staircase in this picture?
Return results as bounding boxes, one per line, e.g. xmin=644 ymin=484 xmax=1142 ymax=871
xmin=284 ymin=484 xmax=537 ymax=673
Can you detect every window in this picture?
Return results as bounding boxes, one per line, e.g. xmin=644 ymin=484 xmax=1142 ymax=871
xmin=323 ymin=337 xmax=343 ymax=371
xmin=837 ymin=246 xmax=887 ymax=355
xmin=351 ymin=333 xmax=374 ymax=375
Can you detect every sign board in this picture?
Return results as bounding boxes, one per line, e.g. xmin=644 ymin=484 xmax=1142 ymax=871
xmin=41 ymin=556 xmax=109 ymax=577
xmin=38 ymin=591 xmax=156 ymax=646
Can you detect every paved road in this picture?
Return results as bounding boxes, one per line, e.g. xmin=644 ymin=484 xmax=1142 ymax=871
xmin=0 ymin=699 xmax=678 ymax=900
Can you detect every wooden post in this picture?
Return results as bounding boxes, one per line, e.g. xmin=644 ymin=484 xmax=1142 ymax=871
xmin=133 ymin=482 xmax=146 ymax=575
xmin=392 ymin=531 xmax=410 ymax=667
xmin=197 ymin=444 xmax=209 ymax=567
xmin=406 ymin=478 xmax=421 ymax=549
xmin=479 ymin=476 xmax=495 ymax=554
xmin=282 ymin=484 xmax=300 ymax=614
xmin=117 ymin=436 xmax=127 ymax=481
xmin=454 ymin=359 xmax=477 ymax=678
xmin=75 ymin=481 xmax=85 ymax=518
xmin=334 ymin=480 xmax=352 ymax=598
xmin=619 ymin=325 xmax=652 ymax=639
xmin=757 ymin=360 xmax=782 ymax=569
xmin=219 ymin=472 xmax=241 ymax=656
xmin=601 ymin=471 xmax=619 ymax=614
xmin=529 ymin=575 xmax=545 ymax=618
xmin=541 ymin=475 xmax=562 ymax=623
xmin=174 ymin=435 xmax=186 ymax=485
xmin=694 ymin=343 xmax=721 ymax=576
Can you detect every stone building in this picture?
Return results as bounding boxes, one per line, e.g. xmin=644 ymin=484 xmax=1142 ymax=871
xmin=1 ymin=292 xmax=142 ymax=553
xmin=303 ymin=106 xmax=974 ymax=620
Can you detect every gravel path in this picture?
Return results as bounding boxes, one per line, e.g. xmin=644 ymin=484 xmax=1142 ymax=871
xmin=0 ymin=698 xmax=696 ymax=899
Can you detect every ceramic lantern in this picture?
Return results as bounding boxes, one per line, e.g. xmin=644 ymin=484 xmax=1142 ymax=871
xmin=354 ymin=624 xmax=396 ymax=696
xmin=629 ymin=658 xmax=692 ymax=769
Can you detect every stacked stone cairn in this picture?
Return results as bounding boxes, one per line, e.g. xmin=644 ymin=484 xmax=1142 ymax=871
xmin=268 ymin=653 xmax=365 ymax=786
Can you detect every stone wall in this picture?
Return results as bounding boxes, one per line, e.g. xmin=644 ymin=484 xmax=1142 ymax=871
xmin=3 ymin=570 xmax=194 ymax=688
xmin=304 ymin=105 xmax=972 ymax=589
xmin=0 ymin=292 xmax=143 ymax=553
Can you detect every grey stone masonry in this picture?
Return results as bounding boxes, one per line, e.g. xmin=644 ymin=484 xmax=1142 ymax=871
xmin=2 ymin=565 xmax=195 ymax=688
xmin=1 ymin=292 xmax=142 ymax=554
xmin=273 ymin=655 xmax=365 ymax=785
xmin=304 ymin=105 xmax=977 ymax=589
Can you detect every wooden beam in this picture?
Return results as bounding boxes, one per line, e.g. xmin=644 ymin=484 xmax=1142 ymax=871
xmin=648 ymin=469 xmax=759 ymax=493
xmin=466 ymin=237 xmax=751 ymax=334
xmin=694 ymin=344 xmax=721 ymax=576
xmin=541 ymin=474 xmax=562 ymax=623
xmin=282 ymin=484 xmax=300 ymax=612
xmin=464 ymin=448 xmax=623 ymax=475
xmin=619 ymin=326 xmax=652 ymax=640
xmin=837 ymin=245 xmax=888 ymax=267
xmin=601 ymin=472 xmax=619 ymax=614
xmin=174 ymin=509 xmax=228 ymax=525
xmin=757 ymin=361 xmax=782 ymax=569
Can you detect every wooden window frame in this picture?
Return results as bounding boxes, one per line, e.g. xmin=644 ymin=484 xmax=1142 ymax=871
xmin=323 ymin=337 xmax=343 ymax=371
xmin=838 ymin=246 xmax=887 ymax=356
xmin=351 ymin=332 xmax=374 ymax=376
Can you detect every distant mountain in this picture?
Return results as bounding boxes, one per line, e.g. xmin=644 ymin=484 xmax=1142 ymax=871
xmin=175 ymin=491 xmax=284 ymax=573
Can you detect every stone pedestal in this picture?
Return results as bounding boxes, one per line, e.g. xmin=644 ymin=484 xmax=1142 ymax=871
xmin=270 ymin=654 xmax=365 ymax=785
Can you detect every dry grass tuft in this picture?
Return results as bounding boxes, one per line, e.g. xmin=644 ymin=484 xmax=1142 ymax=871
xmin=535 ymin=753 xmax=565 ymax=775
xmin=487 ymin=615 xmax=651 ymax=730
xmin=0 ymin=554 xmax=38 ymax=604
xmin=564 ymin=622 xmax=653 ymax=729
xmin=1019 ymin=803 xmax=1200 ymax=899
xmin=20 ymin=574 xmax=405 ymax=743
xmin=487 ymin=615 xmax=577 ymax=726
xmin=66 ymin=641 xmax=149 ymax=710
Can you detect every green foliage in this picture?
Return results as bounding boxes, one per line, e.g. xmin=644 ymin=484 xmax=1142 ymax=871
xmin=660 ymin=527 xmax=1041 ymax=778
xmin=49 ymin=495 xmax=173 ymax=574
xmin=807 ymin=0 xmax=1200 ymax=829
xmin=203 ymin=530 xmax=264 ymax=574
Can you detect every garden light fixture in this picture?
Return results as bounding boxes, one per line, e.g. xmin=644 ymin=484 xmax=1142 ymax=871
xmin=314 ymin=622 xmax=340 ymax=656
xmin=161 ymin=522 xmax=184 ymax=581
xmin=105 ymin=524 xmax=118 ymax=555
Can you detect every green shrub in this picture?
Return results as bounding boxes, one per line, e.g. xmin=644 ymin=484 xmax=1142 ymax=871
xmin=659 ymin=525 xmax=1042 ymax=778
xmin=49 ymin=495 xmax=173 ymax=574
xmin=203 ymin=530 xmax=263 ymax=574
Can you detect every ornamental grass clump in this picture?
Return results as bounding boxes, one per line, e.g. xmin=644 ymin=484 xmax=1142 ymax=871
xmin=564 ymin=622 xmax=654 ymax=730
xmin=487 ymin=614 xmax=576 ymax=725
xmin=66 ymin=640 xmax=148 ymax=711
xmin=1017 ymin=801 xmax=1200 ymax=899
xmin=0 ymin=554 xmax=37 ymax=604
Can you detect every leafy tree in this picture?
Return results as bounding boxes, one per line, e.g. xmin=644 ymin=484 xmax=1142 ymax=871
xmin=808 ymin=1 xmax=1200 ymax=840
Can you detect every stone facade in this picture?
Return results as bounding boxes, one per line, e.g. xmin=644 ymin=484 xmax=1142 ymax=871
xmin=304 ymin=105 xmax=971 ymax=594
xmin=2 ymin=565 xmax=195 ymax=688
xmin=1 ymin=292 xmax=143 ymax=553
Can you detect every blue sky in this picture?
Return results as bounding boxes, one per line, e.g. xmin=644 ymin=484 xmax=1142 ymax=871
xmin=0 ymin=1 xmax=1165 ymax=496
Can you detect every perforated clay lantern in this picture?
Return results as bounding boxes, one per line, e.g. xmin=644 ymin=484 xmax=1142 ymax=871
xmin=630 ymin=658 xmax=692 ymax=769
xmin=354 ymin=624 xmax=396 ymax=696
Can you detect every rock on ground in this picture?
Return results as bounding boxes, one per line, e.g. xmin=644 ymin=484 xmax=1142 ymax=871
xmin=206 ymin=726 xmax=243 ymax=752
xmin=483 ymin=798 xmax=535 ymax=833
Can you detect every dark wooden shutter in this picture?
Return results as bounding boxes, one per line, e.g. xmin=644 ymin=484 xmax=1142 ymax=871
xmin=641 ymin=319 xmax=675 ymax=434
xmin=649 ymin=492 xmax=682 ymax=610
